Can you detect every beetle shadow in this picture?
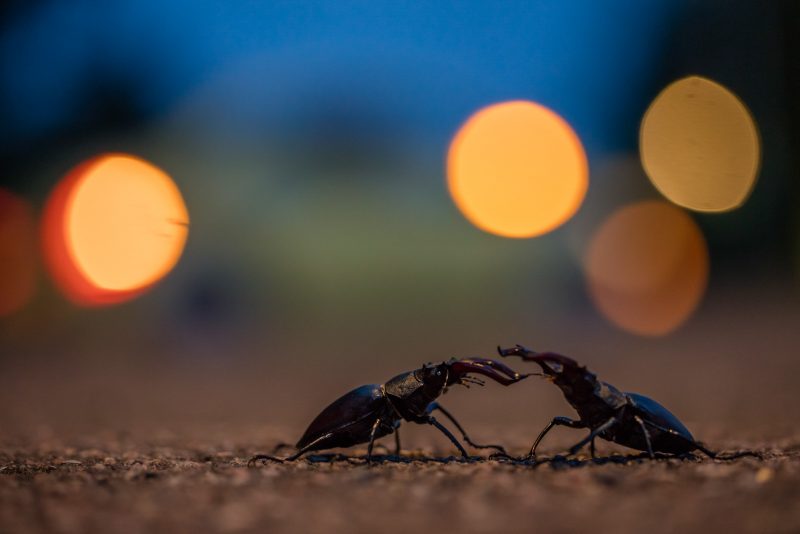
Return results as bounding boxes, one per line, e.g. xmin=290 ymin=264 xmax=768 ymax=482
xmin=248 ymin=447 xmax=765 ymax=467
xmin=252 ymin=452 xmax=693 ymax=467
xmin=489 ymin=449 xmax=766 ymax=469
xmin=533 ymin=452 xmax=696 ymax=469
xmin=301 ymin=453 xmax=488 ymax=465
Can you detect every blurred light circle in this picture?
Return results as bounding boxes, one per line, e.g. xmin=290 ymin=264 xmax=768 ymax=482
xmin=43 ymin=154 xmax=189 ymax=306
xmin=0 ymin=189 xmax=37 ymax=316
xmin=447 ymin=100 xmax=588 ymax=238
xmin=640 ymin=76 xmax=760 ymax=212
xmin=585 ymin=200 xmax=708 ymax=336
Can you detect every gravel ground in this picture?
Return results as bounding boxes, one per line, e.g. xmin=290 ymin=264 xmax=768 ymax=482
xmin=2 ymin=437 xmax=799 ymax=534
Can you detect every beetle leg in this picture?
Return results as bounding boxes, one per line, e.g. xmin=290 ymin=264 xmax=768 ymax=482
xmin=394 ymin=428 xmax=401 ymax=456
xmin=426 ymin=416 xmax=469 ymax=458
xmin=590 ymin=437 xmax=596 ymax=459
xmin=366 ymin=418 xmax=383 ymax=464
xmin=634 ymin=416 xmax=655 ymax=459
xmin=248 ymin=433 xmax=335 ymax=466
xmin=529 ymin=416 xmax=585 ymax=458
xmin=567 ymin=417 xmax=617 ymax=456
xmin=642 ymin=419 xmax=717 ymax=458
xmin=695 ymin=443 xmax=717 ymax=459
xmin=247 ymin=454 xmax=284 ymax=465
xmin=427 ymin=402 xmax=507 ymax=454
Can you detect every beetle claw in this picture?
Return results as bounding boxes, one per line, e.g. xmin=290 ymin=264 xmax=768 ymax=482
xmin=247 ymin=454 xmax=285 ymax=467
xmin=497 ymin=344 xmax=533 ymax=358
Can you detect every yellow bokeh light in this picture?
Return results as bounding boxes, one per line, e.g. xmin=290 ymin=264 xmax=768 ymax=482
xmin=585 ymin=200 xmax=708 ymax=336
xmin=447 ymin=100 xmax=588 ymax=238
xmin=640 ymin=76 xmax=760 ymax=212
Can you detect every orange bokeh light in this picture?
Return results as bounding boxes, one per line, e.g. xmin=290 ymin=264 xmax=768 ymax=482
xmin=42 ymin=154 xmax=189 ymax=306
xmin=585 ymin=200 xmax=708 ymax=336
xmin=0 ymin=189 xmax=37 ymax=316
xmin=447 ymin=100 xmax=588 ymax=238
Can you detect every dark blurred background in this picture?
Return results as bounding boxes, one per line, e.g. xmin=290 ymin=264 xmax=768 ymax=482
xmin=1 ymin=0 xmax=799 ymax=451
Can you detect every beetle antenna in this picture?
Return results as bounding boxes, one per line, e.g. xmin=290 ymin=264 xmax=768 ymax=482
xmin=460 ymin=376 xmax=486 ymax=387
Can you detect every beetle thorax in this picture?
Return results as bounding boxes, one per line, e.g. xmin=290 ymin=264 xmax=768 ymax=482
xmin=560 ymin=376 xmax=628 ymax=424
xmin=383 ymin=365 xmax=447 ymax=421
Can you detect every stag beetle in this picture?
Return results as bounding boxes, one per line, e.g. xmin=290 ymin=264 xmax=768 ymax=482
xmin=498 ymin=345 xmax=715 ymax=459
xmin=248 ymin=357 xmax=529 ymax=465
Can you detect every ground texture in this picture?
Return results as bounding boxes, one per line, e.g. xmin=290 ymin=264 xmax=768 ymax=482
xmin=3 ymin=298 xmax=800 ymax=534
xmin=2 ymin=437 xmax=799 ymax=534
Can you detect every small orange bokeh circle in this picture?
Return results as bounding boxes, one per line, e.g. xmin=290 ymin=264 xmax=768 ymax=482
xmin=0 ymin=188 xmax=37 ymax=316
xmin=585 ymin=200 xmax=709 ymax=336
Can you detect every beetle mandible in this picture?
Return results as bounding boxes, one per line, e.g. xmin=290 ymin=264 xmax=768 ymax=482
xmin=498 ymin=345 xmax=715 ymax=459
xmin=249 ymin=357 xmax=529 ymax=465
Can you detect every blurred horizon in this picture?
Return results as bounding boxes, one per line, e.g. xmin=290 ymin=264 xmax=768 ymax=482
xmin=1 ymin=0 xmax=800 ymax=446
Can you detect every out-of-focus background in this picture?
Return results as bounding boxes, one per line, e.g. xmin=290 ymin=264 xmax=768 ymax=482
xmin=1 ymin=0 xmax=799 ymax=453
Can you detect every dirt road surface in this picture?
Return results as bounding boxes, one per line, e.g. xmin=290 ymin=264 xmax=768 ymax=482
xmin=2 ymin=433 xmax=798 ymax=534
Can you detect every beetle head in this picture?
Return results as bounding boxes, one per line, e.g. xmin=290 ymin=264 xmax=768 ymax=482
xmin=415 ymin=362 xmax=452 ymax=398
xmin=392 ymin=358 xmax=528 ymax=416
xmin=382 ymin=364 xmax=451 ymax=418
xmin=497 ymin=345 xmax=596 ymax=389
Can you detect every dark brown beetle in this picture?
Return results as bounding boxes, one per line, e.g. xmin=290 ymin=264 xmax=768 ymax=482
xmin=249 ymin=357 xmax=528 ymax=464
xmin=498 ymin=345 xmax=715 ymax=459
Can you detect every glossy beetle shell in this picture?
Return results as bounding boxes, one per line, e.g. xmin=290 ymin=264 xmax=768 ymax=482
xmin=296 ymin=384 xmax=396 ymax=451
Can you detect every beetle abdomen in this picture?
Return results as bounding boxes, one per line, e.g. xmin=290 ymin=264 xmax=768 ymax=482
xmin=623 ymin=392 xmax=696 ymax=454
xmin=296 ymin=384 xmax=391 ymax=450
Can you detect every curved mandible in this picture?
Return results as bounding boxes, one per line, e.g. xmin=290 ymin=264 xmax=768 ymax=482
xmin=448 ymin=357 xmax=532 ymax=386
xmin=497 ymin=345 xmax=580 ymax=373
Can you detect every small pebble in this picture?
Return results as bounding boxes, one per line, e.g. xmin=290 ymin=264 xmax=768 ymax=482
xmin=755 ymin=467 xmax=774 ymax=484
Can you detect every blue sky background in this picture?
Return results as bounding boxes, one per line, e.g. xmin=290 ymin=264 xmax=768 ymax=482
xmin=1 ymin=1 xmax=681 ymax=158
